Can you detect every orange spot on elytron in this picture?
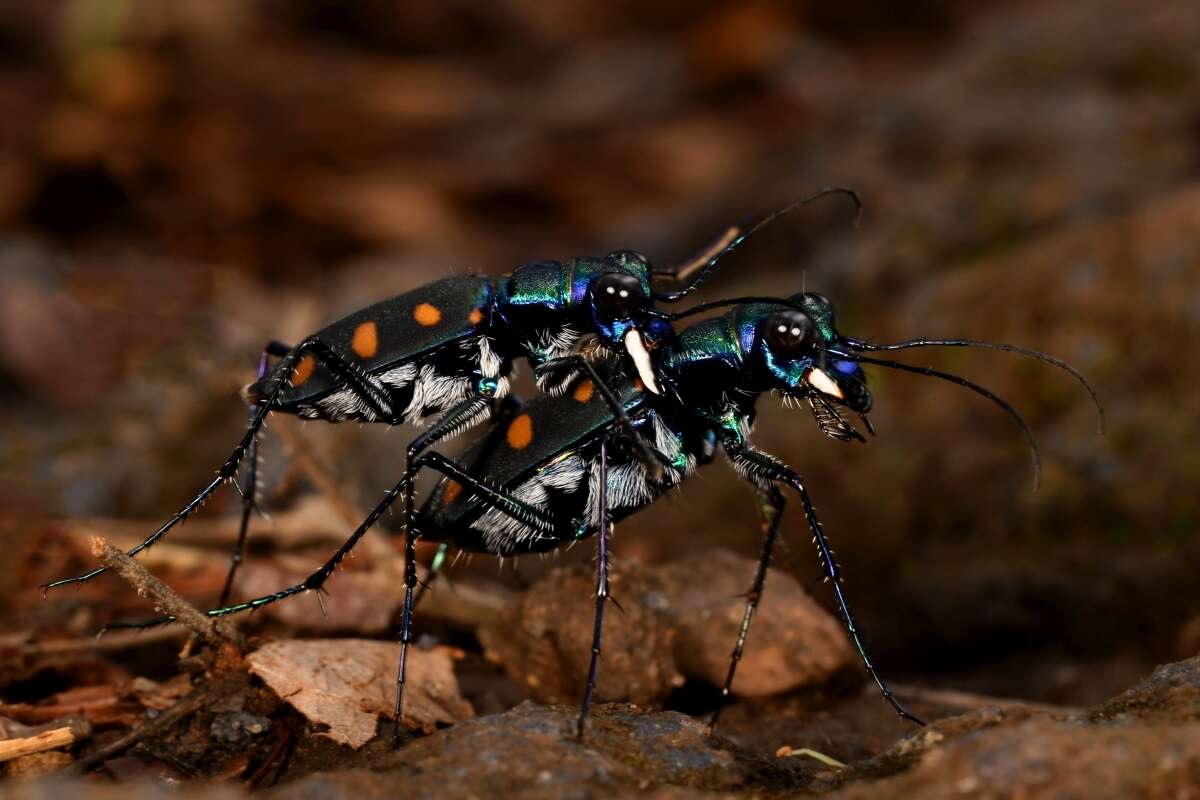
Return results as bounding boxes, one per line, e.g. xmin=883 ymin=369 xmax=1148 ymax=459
xmin=507 ymin=413 xmax=533 ymax=450
xmin=352 ymin=321 xmax=378 ymax=358
xmin=632 ymin=376 xmax=645 ymax=392
xmin=573 ymin=379 xmax=595 ymax=404
xmin=290 ymin=354 xmax=316 ymax=387
xmin=442 ymin=480 xmax=463 ymax=504
xmin=468 ymin=308 xmax=484 ymax=325
xmin=413 ymin=303 xmax=442 ymax=327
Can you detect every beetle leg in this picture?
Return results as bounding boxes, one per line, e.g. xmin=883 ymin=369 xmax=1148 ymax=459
xmin=402 ymin=394 xmax=495 ymax=588
xmin=100 ymin=448 xmax=563 ymax=638
xmin=721 ymin=441 xmax=925 ymax=727
xmin=576 ymin=433 xmax=612 ymax=739
xmin=42 ymin=336 xmax=400 ymax=591
xmin=409 ymin=393 xmax=527 ymax=612
xmin=708 ymin=486 xmax=785 ymax=733
xmin=219 ymin=340 xmax=293 ymax=606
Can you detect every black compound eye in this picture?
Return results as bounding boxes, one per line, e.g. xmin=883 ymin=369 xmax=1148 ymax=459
xmin=763 ymin=310 xmax=817 ymax=359
xmin=592 ymin=272 xmax=645 ymax=318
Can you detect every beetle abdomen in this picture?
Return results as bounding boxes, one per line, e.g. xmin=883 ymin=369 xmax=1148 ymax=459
xmin=249 ymin=275 xmax=513 ymax=424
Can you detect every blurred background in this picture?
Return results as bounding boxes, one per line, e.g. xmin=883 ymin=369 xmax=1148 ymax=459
xmin=1 ymin=0 xmax=1198 ymax=711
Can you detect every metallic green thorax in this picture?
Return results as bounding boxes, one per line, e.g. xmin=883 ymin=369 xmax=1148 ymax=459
xmin=497 ymin=254 xmax=653 ymax=329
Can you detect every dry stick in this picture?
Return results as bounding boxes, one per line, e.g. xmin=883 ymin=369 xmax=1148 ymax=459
xmin=66 ymin=690 xmax=209 ymax=774
xmin=64 ymin=541 xmax=236 ymax=774
xmin=89 ymin=537 xmax=244 ymax=649
xmin=0 ymin=728 xmax=76 ymax=763
xmin=18 ymin=626 xmax=188 ymax=657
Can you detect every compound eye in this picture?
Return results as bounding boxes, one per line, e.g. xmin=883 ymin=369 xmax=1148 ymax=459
xmin=763 ymin=310 xmax=817 ymax=359
xmin=592 ymin=272 xmax=645 ymax=318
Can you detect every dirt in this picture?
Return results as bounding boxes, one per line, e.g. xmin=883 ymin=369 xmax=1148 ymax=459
xmin=6 ymin=653 xmax=1200 ymax=796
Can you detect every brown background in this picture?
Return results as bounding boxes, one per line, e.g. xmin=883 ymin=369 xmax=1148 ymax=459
xmin=1 ymin=0 xmax=1198 ymax=707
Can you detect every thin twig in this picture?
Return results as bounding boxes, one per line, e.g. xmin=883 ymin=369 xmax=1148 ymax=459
xmin=66 ymin=690 xmax=209 ymax=774
xmin=89 ymin=537 xmax=243 ymax=649
xmin=0 ymin=727 xmax=76 ymax=762
xmin=16 ymin=625 xmax=188 ymax=657
xmin=776 ymin=746 xmax=847 ymax=769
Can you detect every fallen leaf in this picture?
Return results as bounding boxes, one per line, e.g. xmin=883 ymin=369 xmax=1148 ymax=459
xmin=247 ymin=639 xmax=472 ymax=748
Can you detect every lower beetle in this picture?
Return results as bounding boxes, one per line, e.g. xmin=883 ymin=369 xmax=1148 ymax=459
xmin=140 ymin=291 xmax=1101 ymax=738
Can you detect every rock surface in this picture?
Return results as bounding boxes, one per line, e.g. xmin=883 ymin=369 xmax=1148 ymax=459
xmin=831 ymin=719 xmax=1200 ymax=800
xmin=477 ymin=559 xmax=683 ymax=706
xmin=659 ymin=549 xmax=858 ymax=697
xmin=478 ymin=549 xmax=859 ymax=708
xmin=269 ymin=702 xmax=788 ymax=799
xmin=10 ymin=656 xmax=1200 ymax=798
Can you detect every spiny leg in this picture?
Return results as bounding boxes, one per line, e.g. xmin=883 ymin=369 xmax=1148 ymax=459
xmin=219 ymin=340 xmax=291 ymax=606
xmin=409 ymin=395 xmax=527 ymax=611
xmin=724 ymin=443 xmax=924 ymax=726
xmin=392 ymin=495 xmax=419 ymax=746
xmin=577 ymin=434 xmax=611 ymax=739
xmin=388 ymin=397 xmax=491 ymax=749
xmin=410 ymin=542 xmax=450 ymax=611
xmin=107 ymin=448 xmax=564 ymax=639
xmin=391 ymin=449 xmax=571 ymax=745
xmin=135 ymin=453 xmax=564 ymax=628
xmin=708 ymin=486 xmax=785 ymax=732
xmin=43 ymin=336 xmax=398 ymax=591
xmin=221 ymin=420 xmax=259 ymax=607
xmin=401 ymin=394 xmax=495 ymax=602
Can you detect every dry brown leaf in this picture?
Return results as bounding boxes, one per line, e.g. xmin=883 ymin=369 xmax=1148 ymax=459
xmin=247 ymin=639 xmax=472 ymax=748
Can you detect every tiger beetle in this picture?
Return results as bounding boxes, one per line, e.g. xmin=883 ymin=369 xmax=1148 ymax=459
xmin=82 ymin=288 xmax=1102 ymax=741
xmin=42 ymin=186 xmax=862 ymax=607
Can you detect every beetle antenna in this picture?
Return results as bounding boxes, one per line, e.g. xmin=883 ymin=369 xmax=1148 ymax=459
xmin=830 ymin=350 xmax=1042 ymax=491
xmin=844 ymin=336 xmax=1104 ymax=435
xmin=652 ymin=187 xmax=863 ymax=302
xmin=661 ymin=296 xmax=809 ymax=322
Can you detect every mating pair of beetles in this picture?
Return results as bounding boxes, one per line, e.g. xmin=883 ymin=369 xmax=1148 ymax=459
xmin=45 ymin=188 xmax=1102 ymax=740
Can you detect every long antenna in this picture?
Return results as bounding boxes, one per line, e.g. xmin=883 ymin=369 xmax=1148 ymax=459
xmin=845 ymin=336 xmax=1104 ymax=435
xmin=652 ymin=187 xmax=863 ymax=302
xmin=832 ymin=350 xmax=1042 ymax=491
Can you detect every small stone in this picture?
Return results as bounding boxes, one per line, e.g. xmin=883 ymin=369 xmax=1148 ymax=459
xmin=210 ymin=712 xmax=272 ymax=746
xmin=659 ymin=548 xmax=858 ymax=697
xmin=477 ymin=560 xmax=681 ymax=706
